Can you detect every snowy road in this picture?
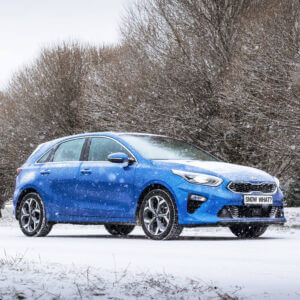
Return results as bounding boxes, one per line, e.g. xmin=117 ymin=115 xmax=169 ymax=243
xmin=1 ymin=206 xmax=300 ymax=299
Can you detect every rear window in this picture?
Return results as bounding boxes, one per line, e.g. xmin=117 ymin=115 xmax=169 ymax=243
xmin=53 ymin=139 xmax=85 ymax=162
xmin=37 ymin=149 xmax=52 ymax=163
xmin=28 ymin=144 xmax=43 ymax=160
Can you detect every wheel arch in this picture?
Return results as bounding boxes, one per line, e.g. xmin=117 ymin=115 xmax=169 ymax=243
xmin=135 ymin=183 xmax=178 ymax=224
xmin=15 ymin=188 xmax=40 ymax=220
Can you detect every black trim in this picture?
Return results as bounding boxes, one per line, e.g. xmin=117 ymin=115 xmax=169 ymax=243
xmin=217 ymin=220 xmax=285 ymax=226
xmin=80 ymin=137 xmax=91 ymax=161
xmin=187 ymin=194 xmax=206 ymax=214
xmin=218 ymin=205 xmax=283 ymax=219
xmin=227 ymin=182 xmax=277 ymax=194
xmin=48 ymin=147 xmax=56 ymax=162
xmin=182 ymin=220 xmax=285 ymax=228
xmin=48 ymin=221 xmax=136 ymax=226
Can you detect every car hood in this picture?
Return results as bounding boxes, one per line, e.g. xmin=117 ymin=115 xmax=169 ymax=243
xmin=152 ymin=160 xmax=275 ymax=182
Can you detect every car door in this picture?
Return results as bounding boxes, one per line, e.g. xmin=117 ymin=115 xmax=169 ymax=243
xmin=76 ymin=136 xmax=137 ymax=220
xmin=38 ymin=138 xmax=86 ymax=218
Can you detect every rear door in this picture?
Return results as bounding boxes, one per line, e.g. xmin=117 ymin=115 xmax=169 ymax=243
xmin=38 ymin=138 xmax=86 ymax=218
xmin=76 ymin=137 xmax=137 ymax=220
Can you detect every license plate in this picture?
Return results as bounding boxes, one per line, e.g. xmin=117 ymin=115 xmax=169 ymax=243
xmin=244 ymin=195 xmax=273 ymax=205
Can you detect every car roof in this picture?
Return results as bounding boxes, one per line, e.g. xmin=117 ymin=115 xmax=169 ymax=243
xmin=51 ymin=132 xmax=170 ymax=142
xmin=38 ymin=132 xmax=167 ymax=145
xmin=55 ymin=131 xmax=167 ymax=138
xmin=24 ymin=132 xmax=169 ymax=165
xmin=116 ymin=132 xmax=169 ymax=137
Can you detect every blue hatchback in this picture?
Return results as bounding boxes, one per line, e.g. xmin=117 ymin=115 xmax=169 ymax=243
xmin=13 ymin=132 xmax=285 ymax=240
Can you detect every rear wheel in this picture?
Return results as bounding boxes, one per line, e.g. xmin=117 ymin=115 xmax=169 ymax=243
xmin=140 ymin=189 xmax=183 ymax=240
xmin=229 ymin=224 xmax=268 ymax=238
xmin=19 ymin=192 xmax=53 ymax=237
xmin=104 ymin=224 xmax=135 ymax=236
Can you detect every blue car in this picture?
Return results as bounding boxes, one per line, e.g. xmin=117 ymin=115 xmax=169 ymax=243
xmin=13 ymin=132 xmax=285 ymax=240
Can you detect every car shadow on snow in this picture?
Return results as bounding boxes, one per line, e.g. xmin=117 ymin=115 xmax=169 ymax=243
xmin=46 ymin=234 xmax=281 ymax=241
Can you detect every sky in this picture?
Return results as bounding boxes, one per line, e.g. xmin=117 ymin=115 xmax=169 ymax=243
xmin=0 ymin=0 xmax=133 ymax=89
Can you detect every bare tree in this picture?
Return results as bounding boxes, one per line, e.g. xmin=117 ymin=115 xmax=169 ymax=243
xmin=219 ymin=0 xmax=300 ymax=201
xmin=0 ymin=42 xmax=93 ymax=209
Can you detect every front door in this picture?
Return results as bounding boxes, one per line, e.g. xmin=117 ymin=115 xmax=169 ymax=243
xmin=76 ymin=137 xmax=137 ymax=221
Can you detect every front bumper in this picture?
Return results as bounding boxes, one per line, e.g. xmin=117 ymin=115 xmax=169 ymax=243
xmin=174 ymin=181 xmax=286 ymax=226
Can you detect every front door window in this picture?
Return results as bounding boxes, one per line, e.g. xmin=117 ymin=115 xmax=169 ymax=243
xmin=88 ymin=137 xmax=131 ymax=161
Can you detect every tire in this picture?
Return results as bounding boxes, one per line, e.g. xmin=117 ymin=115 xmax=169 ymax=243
xmin=104 ymin=224 xmax=135 ymax=236
xmin=229 ymin=224 xmax=268 ymax=239
xmin=18 ymin=192 xmax=53 ymax=237
xmin=140 ymin=189 xmax=183 ymax=240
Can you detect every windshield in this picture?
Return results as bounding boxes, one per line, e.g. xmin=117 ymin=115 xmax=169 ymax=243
xmin=121 ymin=135 xmax=218 ymax=161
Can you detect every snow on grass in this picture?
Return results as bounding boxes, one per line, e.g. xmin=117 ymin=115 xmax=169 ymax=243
xmin=284 ymin=207 xmax=300 ymax=228
xmin=0 ymin=203 xmax=15 ymax=227
xmin=0 ymin=204 xmax=241 ymax=299
xmin=0 ymin=254 xmax=239 ymax=300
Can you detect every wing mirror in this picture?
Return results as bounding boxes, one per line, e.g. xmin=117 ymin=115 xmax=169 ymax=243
xmin=107 ymin=153 xmax=135 ymax=165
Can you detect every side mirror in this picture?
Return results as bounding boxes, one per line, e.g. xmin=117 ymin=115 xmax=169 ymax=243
xmin=108 ymin=153 xmax=135 ymax=165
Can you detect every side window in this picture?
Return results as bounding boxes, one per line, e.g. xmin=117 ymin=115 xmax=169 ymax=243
xmin=53 ymin=139 xmax=85 ymax=162
xmin=37 ymin=149 xmax=52 ymax=163
xmin=88 ymin=137 xmax=131 ymax=161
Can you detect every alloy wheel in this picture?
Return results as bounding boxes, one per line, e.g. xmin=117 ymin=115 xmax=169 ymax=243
xmin=143 ymin=195 xmax=170 ymax=236
xmin=20 ymin=198 xmax=41 ymax=233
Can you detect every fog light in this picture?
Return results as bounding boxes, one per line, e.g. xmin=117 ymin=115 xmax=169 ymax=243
xmin=187 ymin=194 xmax=207 ymax=214
xmin=189 ymin=194 xmax=207 ymax=202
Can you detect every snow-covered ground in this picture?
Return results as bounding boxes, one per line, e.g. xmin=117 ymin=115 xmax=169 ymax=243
xmin=1 ymin=205 xmax=300 ymax=299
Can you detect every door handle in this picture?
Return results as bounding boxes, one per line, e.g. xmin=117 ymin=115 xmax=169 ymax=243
xmin=80 ymin=169 xmax=92 ymax=175
xmin=40 ymin=169 xmax=50 ymax=175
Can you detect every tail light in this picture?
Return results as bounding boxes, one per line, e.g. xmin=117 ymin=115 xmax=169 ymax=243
xmin=16 ymin=168 xmax=22 ymax=176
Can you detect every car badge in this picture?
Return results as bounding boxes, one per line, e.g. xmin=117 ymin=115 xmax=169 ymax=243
xmin=250 ymin=177 xmax=258 ymax=181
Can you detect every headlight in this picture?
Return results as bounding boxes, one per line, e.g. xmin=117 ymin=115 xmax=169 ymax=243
xmin=274 ymin=177 xmax=280 ymax=187
xmin=172 ymin=169 xmax=223 ymax=186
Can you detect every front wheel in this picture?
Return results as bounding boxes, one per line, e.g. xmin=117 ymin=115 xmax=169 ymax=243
xmin=104 ymin=224 xmax=135 ymax=236
xmin=229 ymin=224 xmax=268 ymax=238
xmin=140 ymin=189 xmax=183 ymax=240
xmin=19 ymin=192 xmax=53 ymax=237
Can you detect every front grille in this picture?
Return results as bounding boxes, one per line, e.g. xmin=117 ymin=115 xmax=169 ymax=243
xmin=218 ymin=206 xmax=283 ymax=219
xmin=228 ymin=182 xmax=276 ymax=194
